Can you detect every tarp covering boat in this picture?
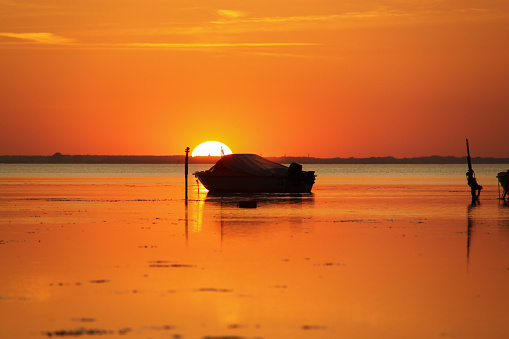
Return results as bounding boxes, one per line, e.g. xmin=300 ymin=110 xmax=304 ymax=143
xmin=208 ymin=154 xmax=288 ymax=176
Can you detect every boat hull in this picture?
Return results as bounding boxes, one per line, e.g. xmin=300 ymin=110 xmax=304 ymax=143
xmin=195 ymin=173 xmax=313 ymax=193
xmin=497 ymin=170 xmax=509 ymax=199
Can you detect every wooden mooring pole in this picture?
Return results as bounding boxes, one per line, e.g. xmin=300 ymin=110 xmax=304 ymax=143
xmin=185 ymin=147 xmax=190 ymax=203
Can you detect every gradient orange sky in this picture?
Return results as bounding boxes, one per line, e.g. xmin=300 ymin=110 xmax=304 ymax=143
xmin=1 ymin=1 xmax=508 ymax=158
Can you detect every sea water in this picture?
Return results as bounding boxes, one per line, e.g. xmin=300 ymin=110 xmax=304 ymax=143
xmin=0 ymin=163 xmax=505 ymax=181
xmin=0 ymin=163 xmax=508 ymax=338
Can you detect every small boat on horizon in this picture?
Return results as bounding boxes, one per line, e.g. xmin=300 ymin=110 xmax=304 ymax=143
xmin=497 ymin=170 xmax=509 ymax=200
xmin=193 ymin=153 xmax=316 ymax=193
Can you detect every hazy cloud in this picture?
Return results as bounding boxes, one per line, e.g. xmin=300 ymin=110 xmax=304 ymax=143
xmin=211 ymin=9 xmax=411 ymax=25
xmin=0 ymin=32 xmax=74 ymax=44
xmin=99 ymin=42 xmax=317 ymax=49
xmin=217 ymin=9 xmax=246 ymax=19
xmin=0 ymin=36 xmax=316 ymax=50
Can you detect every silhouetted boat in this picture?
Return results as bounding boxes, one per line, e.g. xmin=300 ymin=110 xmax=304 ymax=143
xmin=193 ymin=154 xmax=315 ymax=193
xmin=497 ymin=170 xmax=509 ymax=199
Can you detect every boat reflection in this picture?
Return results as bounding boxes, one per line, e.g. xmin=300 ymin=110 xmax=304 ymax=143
xmin=498 ymin=199 xmax=509 ymax=227
xmin=184 ymin=191 xmax=315 ymax=245
xmin=204 ymin=192 xmax=315 ymax=208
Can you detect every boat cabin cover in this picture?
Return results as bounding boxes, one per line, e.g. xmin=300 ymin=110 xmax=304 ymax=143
xmin=207 ymin=154 xmax=289 ymax=176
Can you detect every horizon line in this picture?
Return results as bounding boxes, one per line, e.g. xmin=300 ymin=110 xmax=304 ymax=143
xmin=1 ymin=154 xmax=508 ymax=159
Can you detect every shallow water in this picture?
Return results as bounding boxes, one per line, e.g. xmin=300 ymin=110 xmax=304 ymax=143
xmin=0 ymin=165 xmax=508 ymax=338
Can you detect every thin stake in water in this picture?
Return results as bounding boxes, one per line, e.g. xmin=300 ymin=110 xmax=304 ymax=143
xmin=185 ymin=147 xmax=189 ymax=203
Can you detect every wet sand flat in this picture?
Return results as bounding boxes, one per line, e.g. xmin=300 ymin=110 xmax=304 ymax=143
xmin=1 ymin=176 xmax=508 ymax=338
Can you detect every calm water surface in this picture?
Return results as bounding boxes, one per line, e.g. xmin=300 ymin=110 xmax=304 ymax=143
xmin=0 ymin=164 xmax=508 ymax=338
xmin=0 ymin=163 xmax=505 ymax=180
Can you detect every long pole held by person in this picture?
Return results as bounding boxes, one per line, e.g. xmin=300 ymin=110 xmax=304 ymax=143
xmin=466 ymin=139 xmax=482 ymax=202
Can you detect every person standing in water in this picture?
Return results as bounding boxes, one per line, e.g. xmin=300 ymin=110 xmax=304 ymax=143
xmin=466 ymin=139 xmax=482 ymax=202
xmin=466 ymin=169 xmax=482 ymax=201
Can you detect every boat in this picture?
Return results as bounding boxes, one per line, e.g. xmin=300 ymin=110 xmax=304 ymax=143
xmin=193 ymin=154 xmax=315 ymax=193
xmin=497 ymin=170 xmax=509 ymax=200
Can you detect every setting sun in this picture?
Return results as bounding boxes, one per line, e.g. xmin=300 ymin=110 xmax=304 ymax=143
xmin=192 ymin=141 xmax=233 ymax=157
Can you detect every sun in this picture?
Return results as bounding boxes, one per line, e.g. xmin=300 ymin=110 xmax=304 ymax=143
xmin=192 ymin=141 xmax=233 ymax=157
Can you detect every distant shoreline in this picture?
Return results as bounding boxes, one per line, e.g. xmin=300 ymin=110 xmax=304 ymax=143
xmin=1 ymin=154 xmax=508 ymax=165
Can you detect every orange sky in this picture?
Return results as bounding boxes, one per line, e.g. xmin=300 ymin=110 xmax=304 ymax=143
xmin=1 ymin=1 xmax=508 ymax=158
